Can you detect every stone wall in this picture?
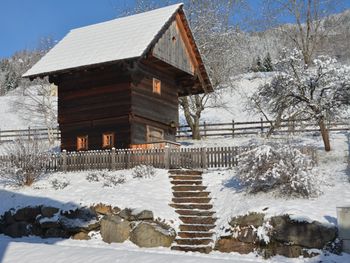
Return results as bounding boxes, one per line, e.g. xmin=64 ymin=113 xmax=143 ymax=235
xmin=0 ymin=204 xmax=176 ymax=248
xmin=214 ymin=212 xmax=339 ymax=258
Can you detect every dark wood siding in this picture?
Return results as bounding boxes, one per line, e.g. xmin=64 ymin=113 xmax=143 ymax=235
xmin=130 ymin=67 xmax=178 ymax=144
xmin=57 ymin=65 xmax=132 ymax=151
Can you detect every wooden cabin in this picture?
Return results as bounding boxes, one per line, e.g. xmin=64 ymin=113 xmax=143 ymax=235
xmin=23 ymin=4 xmax=212 ymax=151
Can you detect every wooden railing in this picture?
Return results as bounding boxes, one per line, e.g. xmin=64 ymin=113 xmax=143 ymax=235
xmin=176 ymin=118 xmax=350 ymax=138
xmin=0 ymin=145 xmax=317 ymax=172
xmin=0 ymin=118 xmax=348 ymax=143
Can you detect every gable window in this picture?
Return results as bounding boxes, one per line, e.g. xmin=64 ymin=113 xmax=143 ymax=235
xmin=102 ymin=132 xmax=115 ymax=149
xmin=77 ymin=135 xmax=88 ymax=151
xmin=153 ymin=78 xmax=161 ymax=95
xmin=147 ymin=126 xmax=164 ymax=142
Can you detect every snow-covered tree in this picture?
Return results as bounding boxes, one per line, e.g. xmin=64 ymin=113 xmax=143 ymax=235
xmin=249 ymin=49 xmax=350 ymax=151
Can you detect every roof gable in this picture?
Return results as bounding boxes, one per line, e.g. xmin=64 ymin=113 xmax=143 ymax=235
xmin=23 ymin=4 xmax=183 ymax=78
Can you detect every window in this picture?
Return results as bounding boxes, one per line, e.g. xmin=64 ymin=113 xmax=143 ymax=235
xmin=102 ymin=132 xmax=115 ymax=149
xmin=147 ymin=126 xmax=164 ymax=142
xmin=77 ymin=135 xmax=88 ymax=151
xmin=153 ymin=78 xmax=161 ymax=95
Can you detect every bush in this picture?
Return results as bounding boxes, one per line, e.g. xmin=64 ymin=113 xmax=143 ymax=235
xmin=0 ymin=138 xmax=51 ymax=186
xmin=236 ymin=143 xmax=320 ymax=198
xmin=85 ymin=171 xmax=125 ymax=187
xmin=132 ymin=165 xmax=156 ymax=179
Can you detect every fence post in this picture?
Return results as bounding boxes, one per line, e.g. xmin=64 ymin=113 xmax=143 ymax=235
xmin=201 ymin=147 xmax=207 ymax=169
xmin=203 ymin=121 xmax=207 ymax=138
xmin=164 ymin=145 xmax=170 ymax=170
xmin=260 ymin=118 xmax=264 ymax=134
xmin=62 ymin=149 xmax=67 ymax=173
xmin=28 ymin=126 xmax=31 ymax=140
xmin=126 ymin=149 xmax=131 ymax=169
xmin=111 ymin=147 xmax=116 ymax=170
xmin=0 ymin=128 xmax=1 ymax=143
xmin=232 ymin=120 xmax=235 ymax=138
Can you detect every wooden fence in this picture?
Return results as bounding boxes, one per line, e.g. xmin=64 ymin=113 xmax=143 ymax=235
xmin=0 ymin=145 xmax=317 ymax=172
xmin=177 ymin=118 xmax=350 ymax=138
xmin=0 ymin=118 xmax=348 ymax=143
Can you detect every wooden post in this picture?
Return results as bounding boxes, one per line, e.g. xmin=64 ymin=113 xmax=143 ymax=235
xmin=203 ymin=121 xmax=207 ymax=138
xmin=126 ymin=149 xmax=131 ymax=169
xmin=28 ymin=126 xmax=31 ymax=140
xmin=232 ymin=120 xmax=235 ymax=138
xmin=0 ymin=128 xmax=2 ymax=143
xmin=111 ymin=148 xmax=116 ymax=170
xmin=164 ymin=145 xmax=170 ymax=170
xmin=260 ymin=118 xmax=264 ymax=134
xmin=62 ymin=150 xmax=67 ymax=173
xmin=201 ymin=147 xmax=207 ymax=169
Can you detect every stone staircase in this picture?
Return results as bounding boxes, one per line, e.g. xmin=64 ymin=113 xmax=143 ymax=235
xmin=169 ymin=170 xmax=216 ymax=254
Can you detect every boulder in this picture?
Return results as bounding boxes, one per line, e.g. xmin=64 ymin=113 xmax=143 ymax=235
xmin=72 ymin=232 xmax=91 ymax=240
xmin=270 ymin=215 xmax=337 ymax=249
xmin=41 ymin=206 xmax=59 ymax=218
xmin=13 ymin=207 xmax=41 ymax=222
xmin=37 ymin=216 xmax=61 ymax=229
xmin=91 ymin=203 xmax=113 ymax=215
xmin=129 ymin=222 xmax=175 ymax=248
xmin=3 ymin=211 xmax=15 ymax=225
xmin=3 ymin=222 xmax=31 ymax=238
xmin=60 ymin=216 xmax=100 ymax=233
xmin=214 ymin=236 xmax=255 ymax=254
xmin=44 ymin=227 xmax=69 ymax=238
xmin=118 ymin=208 xmax=153 ymax=221
xmin=100 ymin=215 xmax=131 ymax=243
xmin=230 ymin=212 xmax=265 ymax=228
xmin=234 ymin=226 xmax=258 ymax=243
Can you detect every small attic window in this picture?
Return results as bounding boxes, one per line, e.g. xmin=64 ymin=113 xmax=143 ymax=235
xmin=153 ymin=78 xmax=161 ymax=95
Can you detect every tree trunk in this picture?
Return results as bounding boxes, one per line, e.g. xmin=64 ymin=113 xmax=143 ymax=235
xmin=319 ymin=118 xmax=331 ymax=151
xmin=192 ymin=117 xmax=201 ymax=140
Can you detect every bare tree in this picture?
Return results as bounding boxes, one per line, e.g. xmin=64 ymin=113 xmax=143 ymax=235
xmin=263 ymin=0 xmax=347 ymax=65
xmin=249 ymin=49 xmax=350 ymax=151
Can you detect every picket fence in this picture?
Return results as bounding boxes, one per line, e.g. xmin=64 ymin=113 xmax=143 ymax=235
xmin=0 ymin=145 xmax=318 ymax=172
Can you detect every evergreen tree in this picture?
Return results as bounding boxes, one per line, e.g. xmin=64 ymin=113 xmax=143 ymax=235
xmin=263 ymin=53 xmax=273 ymax=72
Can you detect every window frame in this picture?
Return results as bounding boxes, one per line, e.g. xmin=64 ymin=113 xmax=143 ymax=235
xmin=146 ymin=125 xmax=164 ymax=143
xmin=152 ymin=78 xmax=161 ymax=95
xmin=102 ymin=132 xmax=115 ymax=149
xmin=77 ymin=135 xmax=88 ymax=151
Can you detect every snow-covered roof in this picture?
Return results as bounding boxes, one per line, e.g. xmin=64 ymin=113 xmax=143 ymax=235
xmin=23 ymin=3 xmax=183 ymax=78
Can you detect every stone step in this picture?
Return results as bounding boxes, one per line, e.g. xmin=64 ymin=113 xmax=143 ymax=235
xmin=178 ymin=231 xmax=214 ymax=239
xmin=179 ymin=224 xmax=216 ymax=232
xmin=173 ymin=191 xmax=210 ymax=198
xmin=170 ymin=180 xmax=202 ymax=185
xmin=169 ymin=175 xmax=202 ymax=181
xmin=175 ymin=209 xmax=215 ymax=216
xmin=172 ymin=185 xmax=207 ymax=192
xmin=175 ymin=238 xmax=213 ymax=246
xmin=172 ymin=197 xmax=211 ymax=204
xmin=169 ymin=170 xmax=203 ymax=176
xmin=179 ymin=216 xmax=216 ymax=225
xmin=171 ymin=245 xmax=212 ymax=254
xmin=169 ymin=203 xmax=213 ymax=210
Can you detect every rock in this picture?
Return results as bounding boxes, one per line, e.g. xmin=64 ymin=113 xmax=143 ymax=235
xmin=13 ymin=207 xmax=41 ymax=222
xmin=3 ymin=211 xmax=15 ymax=225
xmin=214 ymin=236 xmax=255 ymax=254
xmin=235 ymin=226 xmax=258 ymax=243
xmin=91 ymin=203 xmax=113 ymax=215
xmin=130 ymin=222 xmax=175 ymax=248
xmin=3 ymin=222 xmax=31 ymax=238
xmin=60 ymin=216 xmax=100 ymax=233
xmin=230 ymin=212 xmax=265 ymax=228
xmin=100 ymin=215 xmax=131 ymax=243
xmin=263 ymin=243 xmax=304 ymax=258
xmin=37 ymin=216 xmax=61 ymax=229
xmin=72 ymin=232 xmax=91 ymax=240
xmin=41 ymin=206 xmax=59 ymax=218
xmin=44 ymin=228 xmax=69 ymax=238
xmin=118 ymin=208 xmax=153 ymax=221
xmin=270 ymin=215 xmax=337 ymax=249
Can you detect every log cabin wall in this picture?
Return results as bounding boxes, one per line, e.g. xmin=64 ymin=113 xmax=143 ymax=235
xmin=56 ymin=65 xmax=132 ymax=151
xmin=130 ymin=66 xmax=179 ymax=145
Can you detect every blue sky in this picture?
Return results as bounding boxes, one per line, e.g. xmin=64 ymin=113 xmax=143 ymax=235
xmin=0 ymin=0 xmax=349 ymax=58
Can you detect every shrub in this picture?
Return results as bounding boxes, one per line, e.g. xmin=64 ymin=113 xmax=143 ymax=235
xmin=236 ymin=143 xmax=320 ymax=198
xmin=132 ymin=165 xmax=156 ymax=179
xmin=0 ymin=138 xmax=51 ymax=186
xmin=51 ymin=178 xmax=70 ymax=190
xmin=85 ymin=171 xmax=125 ymax=187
